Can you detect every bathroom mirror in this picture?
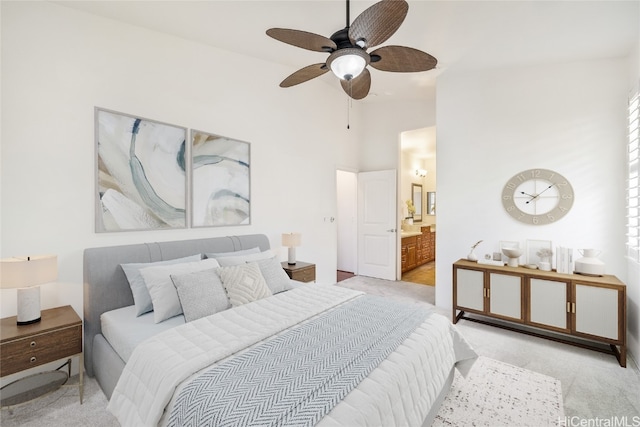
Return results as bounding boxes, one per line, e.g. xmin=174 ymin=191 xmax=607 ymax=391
xmin=412 ymin=184 xmax=422 ymax=222
xmin=427 ymin=192 xmax=436 ymax=215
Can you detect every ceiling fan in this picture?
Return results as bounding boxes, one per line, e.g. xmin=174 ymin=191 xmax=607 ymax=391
xmin=266 ymin=0 xmax=437 ymax=100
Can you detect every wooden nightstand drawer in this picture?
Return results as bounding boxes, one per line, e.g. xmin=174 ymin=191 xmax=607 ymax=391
xmin=1 ymin=325 xmax=82 ymax=376
xmin=281 ymin=261 xmax=316 ymax=283
xmin=290 ymin=266 xmax=315 ymax=282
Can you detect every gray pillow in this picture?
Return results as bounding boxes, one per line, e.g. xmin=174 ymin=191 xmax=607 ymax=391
xmin=205 ymin=247 xmax=260 ymax=259
xmin=256 ymin=256 xmax=293 ymax=294
xmin=219 ymin=262 xmax=272 ymax=307
xmin=121 ymin=254 xmax=202 ymax=316
xmin=140 ymin=258 xmax=221 ymax=324
xmin=171 ymin=268 xmax=230 ymax=322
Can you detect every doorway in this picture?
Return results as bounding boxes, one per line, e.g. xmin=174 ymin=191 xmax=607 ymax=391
xmin=336 ymin=170 xmax=357 ymax=280
xmin=336 ymin=169 xmax=398 ymax=281
xmin=399 ymin=127 xmax=437 ymax=287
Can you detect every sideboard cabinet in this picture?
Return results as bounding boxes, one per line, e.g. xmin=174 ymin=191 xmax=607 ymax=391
xmin=453 ymin=259 xmax=627 ymax=367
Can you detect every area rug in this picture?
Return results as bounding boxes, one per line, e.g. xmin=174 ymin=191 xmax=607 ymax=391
xmin=433 ymin=356 xmax=564 ymax=427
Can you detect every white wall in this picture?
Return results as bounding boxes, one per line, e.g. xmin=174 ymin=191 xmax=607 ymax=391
xmin=359 ymin=98 xmax=436 ymax=172
xmin=626 ymin=37 xmax=640 ymax=365
xmin=436 ymin=58 xmax=630 ymax=347
xmin=0 ymin=2 xmax=359 ymax=323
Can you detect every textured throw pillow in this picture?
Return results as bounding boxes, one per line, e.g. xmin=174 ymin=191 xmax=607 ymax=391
xmin=216 ymin=250 xmax=274 ymax=267
xmin=219 ymin=262 xmax=272 ymax=307
xmin=121 ymin=254 xmax=202 ymax=316
xmin=204 ymin=247 xmax=260 ymax=259
xmin=256 ymin=256 xmax=293 ymax=294
xmin=140 ymin=258 xmax=220 ymax=323
xmin=170 ymin=268 xmax=230 ymax=322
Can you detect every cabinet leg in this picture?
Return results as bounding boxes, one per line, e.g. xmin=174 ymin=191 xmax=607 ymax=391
xmin=79 ymin=354 xmax=84 ymax=404
xmin=453 ymin=310 xmax=464 ymax=324
xmin=611 ymin=344 xmax=626 ymax=368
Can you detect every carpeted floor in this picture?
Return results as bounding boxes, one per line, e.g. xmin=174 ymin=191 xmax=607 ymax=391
xmin=2 ymin=276 xmax=638 ymax=426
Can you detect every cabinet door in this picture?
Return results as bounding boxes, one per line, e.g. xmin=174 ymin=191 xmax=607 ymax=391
xmin=574 ymin=284 xmax=620 ymax=342
xmin=529 ymin=278 xmax=569 ymax=332
xmin=488 ymin=273 xmax=523 ymax=321
xmin=455 ymin=268 xmax=485 ymax=312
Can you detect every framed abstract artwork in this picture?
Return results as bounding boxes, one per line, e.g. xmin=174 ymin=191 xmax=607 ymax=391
xmin=95 ymin=108 xmax=187 ymax=232
xmin=191 ymin=130 xmax=251 ymax=227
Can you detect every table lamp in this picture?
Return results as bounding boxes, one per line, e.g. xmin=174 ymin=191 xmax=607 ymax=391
xmin=281 ymin=233 xmax=301 ymax=265
xmin=0 ymin=255 xmax=58 ymax=325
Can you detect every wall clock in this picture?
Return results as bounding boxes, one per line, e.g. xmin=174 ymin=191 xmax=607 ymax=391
xmin=501 ymin=168 xmax=574 ymax=225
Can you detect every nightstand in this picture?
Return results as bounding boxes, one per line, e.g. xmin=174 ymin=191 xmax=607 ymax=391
xmin=1 ymin=305 xmax=83 ymax=407
xmin=281 ymin=261 xmax=316 ymax=283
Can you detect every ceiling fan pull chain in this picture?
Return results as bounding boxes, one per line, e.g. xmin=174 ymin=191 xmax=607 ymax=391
xmin=347 ymin=80 xmax=353 ymax=129
xmin=347 ymin=95 xmax=350 ymax=129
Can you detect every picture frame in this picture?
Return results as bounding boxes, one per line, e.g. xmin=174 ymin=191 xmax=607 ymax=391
xmin=95 ymin=108 xmax=187 ymax=232
xmin=191 ymin=130 xmax=251 ymax=227
xmin=526 ymin=239 xmax=553 ymax=266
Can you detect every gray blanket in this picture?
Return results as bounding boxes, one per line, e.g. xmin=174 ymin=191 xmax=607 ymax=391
xmin=167 ymin=295 xmax=432 ymax=427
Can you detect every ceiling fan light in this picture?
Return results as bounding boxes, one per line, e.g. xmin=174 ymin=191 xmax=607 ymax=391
xmin=327 ymin=48 xmax=369 ymax=81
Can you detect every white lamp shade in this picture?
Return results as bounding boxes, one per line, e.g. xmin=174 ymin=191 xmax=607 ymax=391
xmin=327 ymin=48 xmax=369 ymax=81
xmin=281 ymin=233 xmax=301 ymax=248
xmin=0 ymin=255 xmax=58 ymax=288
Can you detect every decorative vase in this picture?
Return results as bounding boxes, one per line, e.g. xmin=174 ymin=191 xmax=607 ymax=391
xmin=467 ymin=250 xmax=478 ymax=261
xmin=406 ymin=218 xmax=413 ymax=225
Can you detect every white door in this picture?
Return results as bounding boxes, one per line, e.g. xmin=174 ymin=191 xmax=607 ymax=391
xmin=357 ymin=170 xmax=397 ymax=280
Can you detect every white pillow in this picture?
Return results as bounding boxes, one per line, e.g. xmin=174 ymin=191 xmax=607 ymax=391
xmin=121 ymin=254 xmax=202 ymax=316
xmin=171 ymin=268 xmax=230 ymax=322
xmin=205 ymin=247 xmax=260 ymax=259
xmin=219 ymin=262 xmax=272 ymax=307
xmin=216 ymin=250 xmax=274 ymax=267
xmin=140 ymin=258 xmax=220 ymax=323
xmin=255 ymin=256 xmax=293 ymax=294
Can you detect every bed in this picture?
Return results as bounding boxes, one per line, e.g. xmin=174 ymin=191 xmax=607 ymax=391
xmin=83 ymin=234 xmax=476 ymax=426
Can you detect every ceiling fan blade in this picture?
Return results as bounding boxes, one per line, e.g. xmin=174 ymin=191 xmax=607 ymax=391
xmin=340 ymin=68 xmax=371 ymax=100
xmin=280 ymin=63 xmax=330 ymax=87
xmin=369 ymin=45 xmax=437 ymax=72
xmin=348 ymin=0 xmax=408 ymax=49
xmin=267 ymin=28 xmax=337 ymax=52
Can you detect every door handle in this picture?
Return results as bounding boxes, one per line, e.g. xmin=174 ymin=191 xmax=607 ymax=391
xmin=387 ymin=229 xmax=397 ymax=232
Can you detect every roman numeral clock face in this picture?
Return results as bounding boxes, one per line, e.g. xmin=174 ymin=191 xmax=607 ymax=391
xmin=501 ymin=169 xmax=574 ymax=225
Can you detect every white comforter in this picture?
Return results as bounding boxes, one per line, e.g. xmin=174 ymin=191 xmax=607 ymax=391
xmin=108 ymin=285 xmax=476 ymax=427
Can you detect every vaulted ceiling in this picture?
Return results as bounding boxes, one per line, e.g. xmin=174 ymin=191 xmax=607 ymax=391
xmin=53 ymin=0 xmax=639 ymax=104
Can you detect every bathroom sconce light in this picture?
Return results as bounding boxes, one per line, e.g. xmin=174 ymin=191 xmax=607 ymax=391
xmin=416 ymin=169 xmax=427 ymax=178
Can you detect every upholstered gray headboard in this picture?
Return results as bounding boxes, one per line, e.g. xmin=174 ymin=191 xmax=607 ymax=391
xmin=82 ymin=234 xmax=270 ymax=377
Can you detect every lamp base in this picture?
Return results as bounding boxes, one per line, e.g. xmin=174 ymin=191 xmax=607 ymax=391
xmin=17 ymin=317 xmax=41 ymax=326
xmin=287 ymin=247 xmax=296 ymax=265
xmin=16 ymin=286 xmax=41 ymax=325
